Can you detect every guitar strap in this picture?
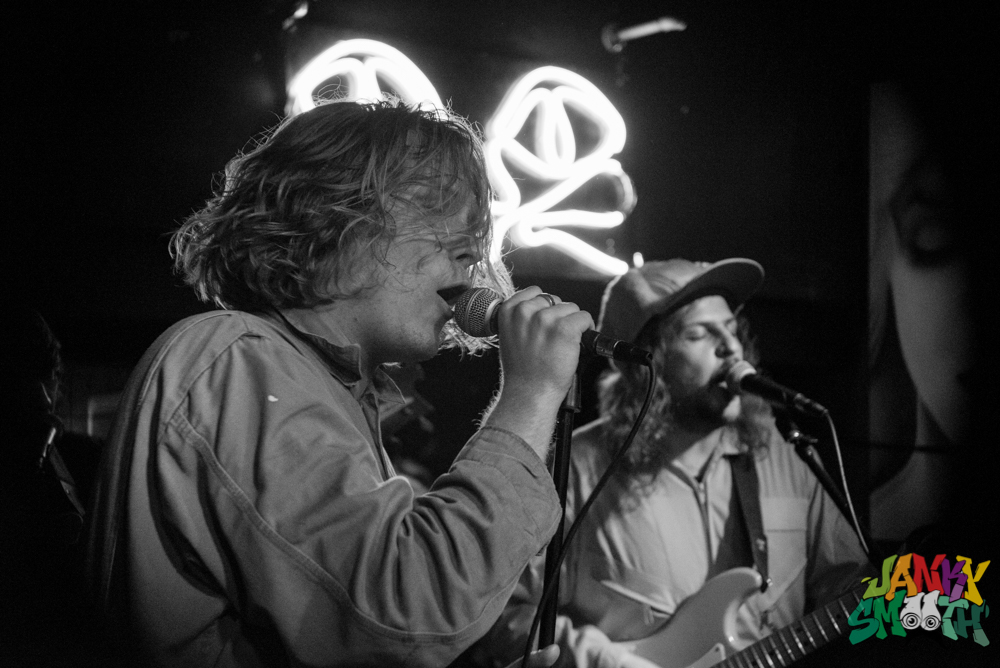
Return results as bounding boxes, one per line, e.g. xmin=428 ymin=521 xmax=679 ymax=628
xmin=731 ymin=452 xmax=770 ymax=592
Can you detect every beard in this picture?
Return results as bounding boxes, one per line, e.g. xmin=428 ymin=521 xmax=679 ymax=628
xmin=612 ymin=381 xmax=741 ymax=483
xmin=667 ymin=380 xmax=739 ymax=432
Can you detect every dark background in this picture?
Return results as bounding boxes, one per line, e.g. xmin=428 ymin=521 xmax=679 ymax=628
xmin=6 ymin=1 xmax=994 ymax=516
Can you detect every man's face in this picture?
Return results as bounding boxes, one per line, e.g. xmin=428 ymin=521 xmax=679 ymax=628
xmin=337 ymin=202 xmax=480 ymax=367
xmin=660 ymin=295 xmax=744 ymax=430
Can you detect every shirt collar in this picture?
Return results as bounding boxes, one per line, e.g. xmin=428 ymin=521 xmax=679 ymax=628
xmin=274 ymin=307 xmax=405 ymax=406
xmin=664 ymin=426 xmax=743 ymax=487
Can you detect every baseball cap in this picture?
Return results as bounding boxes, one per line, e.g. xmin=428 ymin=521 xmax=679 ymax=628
xmin=598 ymin=258 xmax=765 ymax=344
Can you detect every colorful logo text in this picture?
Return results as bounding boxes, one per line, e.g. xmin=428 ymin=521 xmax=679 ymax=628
xmin=847 ymin=553 xmax=989 ymax=647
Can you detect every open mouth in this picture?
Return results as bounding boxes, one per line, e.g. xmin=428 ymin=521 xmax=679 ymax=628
xmin=711 ymin=368 xmax=729 ymax=386
xmin=437 ymin=285 xmax=469 ymax=306
xmin=713 ymin=365 xmax=738 ymax=392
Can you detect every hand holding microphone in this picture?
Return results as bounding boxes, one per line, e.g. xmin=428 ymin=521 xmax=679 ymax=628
xmin=455 ymin=286 xmax=595 ymax=456
xmin=456 ymin=286 xmax=593 ymax=396
xmin=453 ymin=287 xmax=652 ymax=365
xmin=452 ymin=287 xmax=650 ymax=457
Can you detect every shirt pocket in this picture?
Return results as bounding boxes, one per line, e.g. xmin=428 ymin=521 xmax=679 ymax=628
xmin=756 ymin=497 xmax=809 ymax=627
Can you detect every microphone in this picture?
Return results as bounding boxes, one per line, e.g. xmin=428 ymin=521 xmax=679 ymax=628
xmin=725 ymin=360 xmax=828 ymax=417
xmin=452 ymin=287 xmax=652 ymax=365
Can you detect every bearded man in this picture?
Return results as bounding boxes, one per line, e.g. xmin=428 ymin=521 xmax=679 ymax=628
xmin=475 ymin=258 xmax=869 ymax=668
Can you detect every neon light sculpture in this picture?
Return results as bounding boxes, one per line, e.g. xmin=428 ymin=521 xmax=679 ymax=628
xmin=485 ymin=66 xmax=634 ymax=275
xmin=286 ymin=38 xmax=443 ymax=115
xmin=288 ymin=43 xmax=635 ymax=275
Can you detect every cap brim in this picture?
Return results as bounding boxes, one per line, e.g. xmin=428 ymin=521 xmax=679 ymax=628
xmin=654 ymin=258 xmax=765 ymax=319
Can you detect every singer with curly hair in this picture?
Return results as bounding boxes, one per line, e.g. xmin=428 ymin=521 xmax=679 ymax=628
xmin=86 ymin=97 xmax=593 ymax=668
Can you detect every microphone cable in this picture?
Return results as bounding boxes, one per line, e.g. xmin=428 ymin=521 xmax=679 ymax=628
xmin=520 ymin=358 xmax=657 ymax=668
xmin=729 ymin=361 xmax=871 ymax=560
xmin=822 ymin=411 xmax=871 ymax=558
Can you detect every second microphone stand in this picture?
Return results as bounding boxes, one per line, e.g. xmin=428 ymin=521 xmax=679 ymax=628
xmin=779 ymin=416 xmax=883 ymax=569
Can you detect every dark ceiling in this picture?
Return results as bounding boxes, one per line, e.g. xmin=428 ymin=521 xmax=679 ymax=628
xmin=6 ymin=0 xmax=991 ymax=371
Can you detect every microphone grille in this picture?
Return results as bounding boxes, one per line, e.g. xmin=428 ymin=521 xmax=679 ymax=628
xmin=453 ymin=288 xmax=501 ymax=337
xmin=725 ymin=360 xmax=756 ymax=393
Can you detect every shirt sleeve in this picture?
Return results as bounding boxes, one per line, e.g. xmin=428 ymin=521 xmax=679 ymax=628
xmin=470 ymin=435 xmax=639 ymax=668
xmin=154 ymin=332 xmax=562 ymax=667
xmin=469 ymin=552 xmax=635 ymax=668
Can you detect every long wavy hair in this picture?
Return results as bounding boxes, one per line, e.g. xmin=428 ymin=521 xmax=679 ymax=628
xmin=171 ymin=97 xmax=511 ymax=352
xmin=597 ymin=302 xmax=773 ymax=491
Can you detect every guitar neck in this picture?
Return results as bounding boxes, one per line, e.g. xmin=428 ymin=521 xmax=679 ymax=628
xmin=718 ymin=585 xmax=865 ymax=668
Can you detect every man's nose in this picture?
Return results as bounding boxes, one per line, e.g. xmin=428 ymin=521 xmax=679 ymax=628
xmin=717 ymin=331 xmax=742 ymax=358
xmin=451 ymin=260 xmax=474 ymax=286
xmin=461 ymin=248 xmax=482 ymax=270
xmin=453 ymin=250 xmax=481 ymax=278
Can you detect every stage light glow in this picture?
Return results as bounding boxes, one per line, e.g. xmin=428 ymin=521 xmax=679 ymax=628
xmin=288 ymin=43 xmax=637 ymax=276
xmin=286 ymin=39 xmax=443 ymax=115
xmin=485 ymin=66 xmax=634 ymax=275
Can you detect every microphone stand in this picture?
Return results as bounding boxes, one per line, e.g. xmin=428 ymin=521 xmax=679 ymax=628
xmin=539 ymin=368 xmax=582 ymax=647
xmin=779 ymin=417 xmax=883 ymax=568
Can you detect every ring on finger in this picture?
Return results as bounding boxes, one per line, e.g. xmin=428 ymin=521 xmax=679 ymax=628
xmin=538 ymin=293 xmax=557 ymax=307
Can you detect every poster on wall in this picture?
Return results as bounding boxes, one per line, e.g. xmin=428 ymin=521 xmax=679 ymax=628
xmin=866 ymin=81 xmax=974 ymax=546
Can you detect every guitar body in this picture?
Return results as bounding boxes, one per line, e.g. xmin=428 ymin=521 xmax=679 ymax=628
xmin=631 ymin=567 xmax=762 ymax=668
xmin=629 ymin=567 xmax=865 ymax=668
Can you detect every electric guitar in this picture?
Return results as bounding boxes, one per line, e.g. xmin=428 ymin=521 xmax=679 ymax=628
xmin=630 ymin=567 xmax=866 ymax=668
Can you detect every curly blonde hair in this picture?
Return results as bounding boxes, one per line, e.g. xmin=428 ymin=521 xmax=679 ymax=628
xmin=171 ymin=97 xmax=511 ymax=351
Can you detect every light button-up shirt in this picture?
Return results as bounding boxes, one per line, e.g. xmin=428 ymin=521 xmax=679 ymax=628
xmin=87 ymin=309 xmax=562 ymax=667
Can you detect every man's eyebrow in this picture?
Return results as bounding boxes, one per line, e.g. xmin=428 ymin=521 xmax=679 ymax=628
xmin=682 ymin=316 xmax=738 ymax=329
